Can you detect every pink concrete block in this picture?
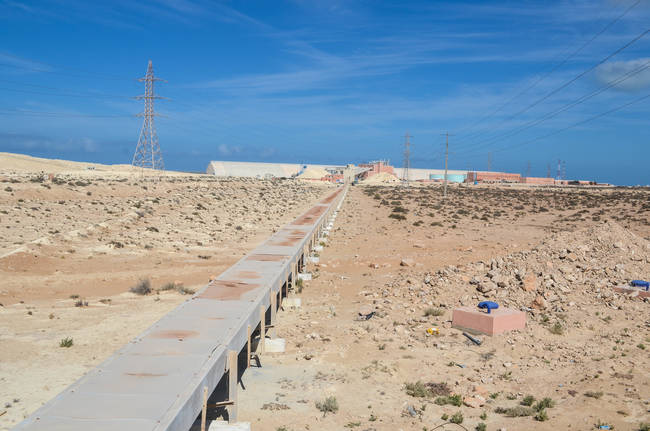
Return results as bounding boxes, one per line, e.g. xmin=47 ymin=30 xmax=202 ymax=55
xmin=452 ymin=306 xmax=526 ymax=336
xmin=613 ymin=286 xmax=650 ymax=299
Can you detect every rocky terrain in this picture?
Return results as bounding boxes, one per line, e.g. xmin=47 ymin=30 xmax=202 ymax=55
xmin=0 ymin=155 xmax=333 ymax=429
xmin=2 ymin=157 xmax=649 ymax=430
xmin=237 ymin=184 xmax=650 ymax=431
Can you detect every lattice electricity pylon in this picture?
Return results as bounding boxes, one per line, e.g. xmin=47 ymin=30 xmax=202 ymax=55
xmin=132 ymin=60 xmax=166 ymax=170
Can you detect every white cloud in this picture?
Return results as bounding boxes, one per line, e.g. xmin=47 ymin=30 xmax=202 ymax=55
xmin=595 ymin=57 xmax=650 ymax=92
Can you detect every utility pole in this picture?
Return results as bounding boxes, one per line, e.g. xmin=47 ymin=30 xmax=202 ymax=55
xmin=402 ymin=132 xmax=411 ymax=186
xmin=556 ymin=159 xmax=562 ymax=180
xmin=132 ymin=60 xmax=166 ymax=170
xmin=487 ymin=152 xmax=492 ymax=172
xmin=441 ymin=132 xmax=454 ymax=198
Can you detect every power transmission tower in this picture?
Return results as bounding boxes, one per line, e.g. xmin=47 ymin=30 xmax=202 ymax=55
xmin=402 ymin=132 xmax=411 ymax=186
xmin=132 ymin=60 xmax=166 ymax=170
xmin=487 ymin=152 xmax=492 ymax=171
xmin=441 ymin=132 xmax=454 ymax=198
xmin=556 ymin=159 xmax=561 ymax=180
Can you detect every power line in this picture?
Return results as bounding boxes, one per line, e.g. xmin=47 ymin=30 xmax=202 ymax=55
xmin=0 ymin=108 xmax=132 ymax=118
xmin=454 ymin=28 xmax=649 ymax=151
xmin=454 ymin=58 xmax=650 ymax=155
xmin=0 ymin=59 xmax=135 ymax=81
xmin=0 ymin=85 xmax=131 ymax=99
xmin=460 ymin=92 xmax=650 ymax=157
xmin=452 ymin=0 xmax=641 ymax=139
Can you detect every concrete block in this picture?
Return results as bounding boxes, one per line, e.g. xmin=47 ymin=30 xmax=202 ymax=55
xmin=298 ymin=273 xmax=312 ymax=281
xmin=309 ymin=256 xmax=319 ymax=264
xmin=319 ymin=237 xmax=328 ymax=243
xmin=452 ymin=306 xmax=526 ymax=336
xmin=208 ymin=420 xmax=251 ymax=431
xmin=314 ymin=245 xmax=324 ymax=252
xmin=284 ymin=297 xmax=301 ymax=308
xmin=613 ymin=285 xmax=650 ymax=299
xmin=264 ymin=338 xmax=286 ymax=353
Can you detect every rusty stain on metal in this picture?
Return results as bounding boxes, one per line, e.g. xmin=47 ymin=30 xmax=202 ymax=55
xmin=247 ymin=254 xmax=289 ymax=262
xmin=125 ymin=373 xmax=166 ymax=377
xmin=151 ymin=330 xmax=198 ymax=340
xmin=232 ymin=271 xmax=262 ymax=279
xmin=292 ymin=205 xmax=327 ymax=225
xmin=198 ymin=280 xmax=260 ymax=300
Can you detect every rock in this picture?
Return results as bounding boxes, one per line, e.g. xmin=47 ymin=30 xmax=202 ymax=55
xmin=405 ymin=404 xmax=417 ymax=417
xmin=522 ymin=274 xmax=538 ymax=292
xmin=477 ymin=281 xmax=497 ymax=293
xmin=531 ymin=295 xmax=547 ymax=309
xmin=369 ymin=263 xmax=379 ymax=269
xmin=463 ymin=395 xmax=486 ymax=408
xmin=400 ymin=258 xmax=414 ymax=267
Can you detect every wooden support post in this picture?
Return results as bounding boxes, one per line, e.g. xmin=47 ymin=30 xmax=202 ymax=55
xmin=259 ymin=305 xmax=265 ymax=354
xmin=246 ymin=325 xmax=251 ymax=368
xmin=227 ymin=350 xmax=238 ymax=423
xmin=201 ymin=386 xmax=208 ymax=431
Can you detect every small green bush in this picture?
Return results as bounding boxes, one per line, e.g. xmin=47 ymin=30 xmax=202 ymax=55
xmin=535 ymin=409 xmax=549 ymax=422
xmin=405 ymin=381 xmax=429 ymax=398
xmin=449 ymin=411 xmax=463 ymax=424
xmin=434 ymin=394 xmax=462 ymax=407
xmin=495 ymin=406 xmax=534 ymax=417
xmin=59 ymin=337 xmax=73 ymax=348
xmin=549 ymin=322 xmax=564 ymax=335
xmin=424 ymin=307 xmax=444 ymax=317
xmin=534 ymin=397 xmax=555 ymax=411
xmin=130 ymin=278 xmax=151 ymax=295
xmin=315 ymin=396 xmax=338 ymax=416
xmin=521 ymin=395 xmax=535 ymax=406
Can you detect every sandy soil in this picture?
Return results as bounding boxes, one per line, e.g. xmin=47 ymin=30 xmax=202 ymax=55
xmin=2 ymin=154 xmax=649 ymax=431
xmin=0 ymin=154 xmax=333 ymax=429
xmin=236 ymin=184 xmax=650 ymax=431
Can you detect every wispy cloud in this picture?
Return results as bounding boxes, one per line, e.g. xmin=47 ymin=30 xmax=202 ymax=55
xmin=595 ymin=57 xmax=650 ymax=91
xmin=0 ymin=52 xmax=52 ymax=73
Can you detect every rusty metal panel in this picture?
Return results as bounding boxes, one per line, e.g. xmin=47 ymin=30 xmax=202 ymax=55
xmin=14 ymin=186 xmax=346 ymax=431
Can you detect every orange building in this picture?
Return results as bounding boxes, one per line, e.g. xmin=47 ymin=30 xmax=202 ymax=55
xmin=467 ymin=171 xmax=521 ymax=183
xmin=358 ymin=160 xmax=395 ymax=179
xmin=521 ymin=177 xmax=555 ymax=185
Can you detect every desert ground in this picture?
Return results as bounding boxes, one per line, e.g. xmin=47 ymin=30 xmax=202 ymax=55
xmin=1 ymin=155 xmax=649 ymax=431
xmin=0 ymin=153 xmax=333 ymax=429
xmin=235 ymin=184 xmax=650 ymax=431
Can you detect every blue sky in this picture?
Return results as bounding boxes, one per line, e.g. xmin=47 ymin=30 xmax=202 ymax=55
xmin=1 ymin=0 xmax=649 ymax=184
